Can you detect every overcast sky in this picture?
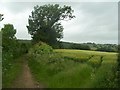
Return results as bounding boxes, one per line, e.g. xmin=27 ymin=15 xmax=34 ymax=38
xmin=0 ymin=1 xmax=118 ymax=44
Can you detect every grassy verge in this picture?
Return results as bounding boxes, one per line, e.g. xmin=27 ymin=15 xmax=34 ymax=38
xmin=2 ymin=56 xmax=22 ymax=88
xmin=28 ymin=49 xmax=118 ymax=88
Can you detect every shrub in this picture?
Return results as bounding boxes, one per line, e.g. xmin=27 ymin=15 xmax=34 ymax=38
xmin=29 ymin=41 xmax=53 ymax=55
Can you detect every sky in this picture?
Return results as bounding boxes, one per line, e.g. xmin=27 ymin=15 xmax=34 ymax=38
xmin=0 ymin=1 xmax=118 ymax=44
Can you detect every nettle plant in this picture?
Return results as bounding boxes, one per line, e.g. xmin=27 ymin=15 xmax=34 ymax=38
xmin=29 ymin=41 xmax=53 ymax=55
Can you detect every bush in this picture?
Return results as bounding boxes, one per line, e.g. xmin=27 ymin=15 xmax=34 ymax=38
xmin=29 ymin=41 xmax=53 ymax=55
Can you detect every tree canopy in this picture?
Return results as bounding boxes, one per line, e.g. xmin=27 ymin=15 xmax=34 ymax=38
xmin=1 ymin=24 xmax=16 ymax=51
xmin=27 ymin=4 xmax=75 ymax=47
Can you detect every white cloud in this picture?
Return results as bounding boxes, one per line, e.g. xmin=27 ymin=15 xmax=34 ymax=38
xmin=0 ymin=4 xmax=31 ymax=39
xmin=61 ymin=2 xmax=118 ymax=44
xmin=0 ymin=2 xmax=118 ymax=44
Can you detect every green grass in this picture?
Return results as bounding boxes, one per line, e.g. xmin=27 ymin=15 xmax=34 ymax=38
xmin=47 ymin=64 xmax=93 ymax=88
xmin=28 ymin=49 xmax=118 ymax=88
xmin=2 ymin=56 xmax=22 ymax=88
xmin=54 ymin=49 xmax=117 ymax=56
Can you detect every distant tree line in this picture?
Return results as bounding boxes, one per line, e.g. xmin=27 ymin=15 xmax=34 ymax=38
xmin=58 ymin=42 xmax=118 ymax=52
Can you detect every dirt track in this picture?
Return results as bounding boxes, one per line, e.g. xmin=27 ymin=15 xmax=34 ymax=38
xmin=12 ymin=56 xmax=44 ymax=88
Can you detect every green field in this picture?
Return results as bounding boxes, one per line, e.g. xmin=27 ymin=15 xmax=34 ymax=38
xmin=28 ymin=49 xmax=118 ymax=88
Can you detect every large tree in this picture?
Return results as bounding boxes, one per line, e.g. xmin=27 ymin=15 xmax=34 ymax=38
xmin=27 ymin=4 xmax=75 ymax=46
xmin=1 ymin=24 xmax=16 ymax=52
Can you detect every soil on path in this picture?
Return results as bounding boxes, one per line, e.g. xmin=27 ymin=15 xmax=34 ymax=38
xmin=12 ymin=55 xmax=44 ymax=88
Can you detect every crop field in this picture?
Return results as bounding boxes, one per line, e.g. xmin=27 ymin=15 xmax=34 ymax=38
xmin=28 ymin=49 xmax=118 ymax=88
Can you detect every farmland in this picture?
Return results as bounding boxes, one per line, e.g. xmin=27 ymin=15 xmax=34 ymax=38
xmin=1 ymin=3 xmax=119 ymax=88
xmin=2 ymin=40 xmax=118 ymax=88
xmin=28 ymin=48 xmax=118 ymax=88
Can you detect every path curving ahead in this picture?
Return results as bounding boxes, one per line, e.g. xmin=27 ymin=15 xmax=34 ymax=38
xmin=12 ymin=55 xmax=44 ymax=88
